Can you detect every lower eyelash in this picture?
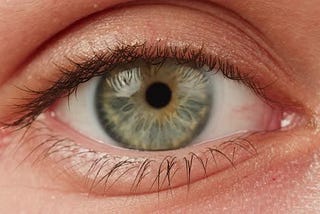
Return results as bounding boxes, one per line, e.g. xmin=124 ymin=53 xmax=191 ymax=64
xmin=14 ymin=120 xmax=259 ymax=196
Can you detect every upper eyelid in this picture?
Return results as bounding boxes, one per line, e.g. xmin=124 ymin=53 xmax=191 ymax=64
xmin=0 ymin=3 xmax=305 ymax=127
xmin=10 ymin=2 xmax=282 ymax=83
xmin=0 ymin=0 xmax=286 ymax=96
xmin=0 ymin=0 xmax=292 ymax=87
xmin=5 ymin=0 xmax=278 ymax=74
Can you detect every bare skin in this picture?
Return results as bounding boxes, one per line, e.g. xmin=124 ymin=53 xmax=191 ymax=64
xmin=0 ymin=0 xmax=320 ymax=213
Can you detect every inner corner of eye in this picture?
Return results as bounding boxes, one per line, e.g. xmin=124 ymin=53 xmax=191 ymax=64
xmin=51 ymin=59 xmax=283 ymax=151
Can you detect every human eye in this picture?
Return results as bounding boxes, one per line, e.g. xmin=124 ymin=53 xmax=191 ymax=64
xmin=0 ymin=0 xmax=309 ymax=201
xmin=56 ymin=56 xmax=279 ymax=151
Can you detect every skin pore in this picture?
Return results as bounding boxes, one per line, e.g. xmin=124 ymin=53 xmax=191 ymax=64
xmin=0 ymin=0 xmax=320 ymax=213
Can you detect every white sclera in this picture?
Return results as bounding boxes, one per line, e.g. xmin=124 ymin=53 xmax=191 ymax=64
xmin=195 ymin=71 xmax=276 ymax=143
xmin=55 ymin=71 xmax=277 ymax=147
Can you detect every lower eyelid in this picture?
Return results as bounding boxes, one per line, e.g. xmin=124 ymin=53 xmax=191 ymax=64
xmin=14 ymin=125 xmax=253 ymax=196
xmin=7 ymin=110 xmax=305 ymax=197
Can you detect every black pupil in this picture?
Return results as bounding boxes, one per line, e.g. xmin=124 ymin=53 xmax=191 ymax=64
xmin=146 ymin=82 xmax=172 ymax=109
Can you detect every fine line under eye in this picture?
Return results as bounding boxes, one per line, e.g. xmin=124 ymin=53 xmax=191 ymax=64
xmin=4 ymin=42 xmax=267 ymax=130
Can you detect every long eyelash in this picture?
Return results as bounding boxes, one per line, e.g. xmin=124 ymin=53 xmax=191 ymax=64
xmin=3 ymin=41 xmax=266 ymax=129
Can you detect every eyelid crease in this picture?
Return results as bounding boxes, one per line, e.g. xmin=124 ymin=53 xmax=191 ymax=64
xmin=2 ymin=41 xmax=270 ymax=130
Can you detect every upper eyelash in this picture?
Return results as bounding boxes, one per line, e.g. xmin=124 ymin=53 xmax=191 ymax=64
xmin=4 ymin=41 xmax=266 ymax=129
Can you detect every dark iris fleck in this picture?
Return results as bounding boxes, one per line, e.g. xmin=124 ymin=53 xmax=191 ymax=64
xmin=145 ymin=82 xmax=172 ymax=109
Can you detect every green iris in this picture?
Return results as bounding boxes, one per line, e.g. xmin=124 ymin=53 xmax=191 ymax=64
xmin=95 ymin=61 xmax=212 ymax=151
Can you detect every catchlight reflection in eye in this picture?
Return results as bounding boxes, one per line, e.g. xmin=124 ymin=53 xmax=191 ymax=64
xmin=55 ymin=59 xmax=281 ymax=151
